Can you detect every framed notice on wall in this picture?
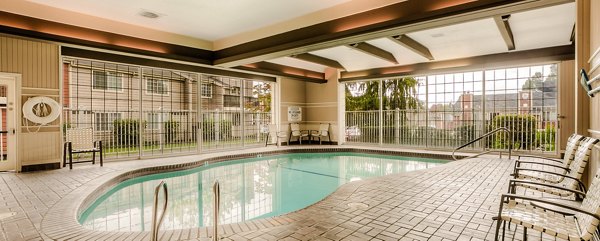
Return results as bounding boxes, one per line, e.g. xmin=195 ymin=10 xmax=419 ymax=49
xmin=288 ymin=106 xmax=302 ymax=122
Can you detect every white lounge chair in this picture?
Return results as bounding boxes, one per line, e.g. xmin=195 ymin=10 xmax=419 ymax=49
xmin=495 ymin=168 xmax=600 ymax=241
xmin=289 ymin=123 xmax=308 ymax=144
xmin=310 ymin=123 xmax=331 ymax=145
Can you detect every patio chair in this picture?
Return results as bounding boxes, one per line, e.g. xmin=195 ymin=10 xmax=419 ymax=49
xmin=310 ymin=123 xmax=331 ymax=145
xmin=263 ymin=124 xmax=287 ymax=147
xmin=289 ymin=123 xmax=309 ymax=144
xmin=494 ymin=168 xmax=600 ymax=241
xmin=63 ymin=127 xmax=103 ymax=169
xmin=509 ymin=137 xmax=599 ymax=200
xmin=512 ymin=134 xmax=585 ymax=184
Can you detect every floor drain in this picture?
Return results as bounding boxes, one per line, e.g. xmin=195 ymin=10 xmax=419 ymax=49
xmin=347 ymin=202 xmax=369 ymax=209
xmin=0 ymin=212 xmax=17 ymax=220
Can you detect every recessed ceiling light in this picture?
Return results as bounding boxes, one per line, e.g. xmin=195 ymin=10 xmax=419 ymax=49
xmin=139 ymin=10 xmax=161 ymax=19
xmin=431 ymin=33 xmax=445 ymax=38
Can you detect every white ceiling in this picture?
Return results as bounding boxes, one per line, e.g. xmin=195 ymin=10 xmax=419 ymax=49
xmin=26 ymin=0 xmax=352 ymax=41
xmin=295 ymin=3 xmax=576 ymax=72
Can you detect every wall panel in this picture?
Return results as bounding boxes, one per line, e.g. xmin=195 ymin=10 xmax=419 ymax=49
xmin=0 ymin=35 xmax=61 ymax=168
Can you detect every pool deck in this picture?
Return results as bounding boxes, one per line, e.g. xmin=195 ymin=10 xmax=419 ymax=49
xmin=0 ymin=146 xmax=557 ymax=241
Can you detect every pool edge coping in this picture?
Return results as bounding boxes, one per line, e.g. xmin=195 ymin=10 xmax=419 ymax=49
xmin=40 ymin=147 xmax=462 ymax=240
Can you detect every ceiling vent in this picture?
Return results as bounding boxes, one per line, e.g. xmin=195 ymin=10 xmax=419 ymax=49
xmin=139 ymin=10 xmax=161 ymax=19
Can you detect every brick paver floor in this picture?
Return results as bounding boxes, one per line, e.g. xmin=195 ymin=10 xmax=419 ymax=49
xmin=0 ymin=147 xmax=564 ymax=240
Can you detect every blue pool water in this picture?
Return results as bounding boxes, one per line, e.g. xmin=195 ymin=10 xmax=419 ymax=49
xmin=79 ymin=152 xmax=446 ymax=231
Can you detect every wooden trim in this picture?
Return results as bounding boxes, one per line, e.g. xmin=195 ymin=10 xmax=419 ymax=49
xmin=0 ymin=11 xmax=213 ymax=65
xmin=234 ymin=62 xmax=326 ymax=83
xmin=389 ymin=35 xmax=434 ymax=60
xmin=348 ymin=42 xmax=398 ymax=64
xmin=494 ymin=15 xmax=516 ymax=51
xmin=61 ymin=47 xmax=277 ymax=82
xmin=291 ymin=53 xmax=346 ymax=70
xmin=340 ymin=45 xmax=574 ymax=81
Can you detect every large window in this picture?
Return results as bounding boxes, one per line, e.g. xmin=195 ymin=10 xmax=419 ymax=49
xmin=63 ymin=57 xmax=274 ymax=160
xmin=344 ymin=64 xmax=558 ymax=153
xmin=93 ymin=70 xmax=123 ymax=91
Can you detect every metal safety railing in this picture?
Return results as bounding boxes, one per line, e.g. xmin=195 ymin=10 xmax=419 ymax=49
xmin=452 ymin=127 xmax=513 ymax=161
xmin=345 ymin=109 xmax=555 ymax=154
xmin=212 ymin=180 xmax=220 ymax=241
xmin=151 ymin=181 xmax=168 ymax=241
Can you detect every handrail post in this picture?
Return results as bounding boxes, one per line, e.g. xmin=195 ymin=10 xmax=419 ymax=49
xmin=151 ymin=181 xmax=168 ymax=241
xmin=452 ymin=127 xmax=513 ymax=161
xmin=212 ymin=180 xmax=220 ymax=241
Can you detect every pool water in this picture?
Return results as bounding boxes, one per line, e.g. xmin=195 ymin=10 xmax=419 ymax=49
xmin=79 ymin=152 xmax=446 ymax=232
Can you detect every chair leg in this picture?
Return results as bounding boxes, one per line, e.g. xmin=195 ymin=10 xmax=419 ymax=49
xmin=99 ymin=141 xmax=103 ymax=167
xmin=92 ymin=150 xmax=96 ymax=165
xmin=523 ymin=227 xmax=527 ymax=241
xmin=502 ymin=221 xmax=506 ymax=241
xmin=63 ymin=142 xmax=67 ymax=168
xmin=68 ymin=143 xmax=73 ymax=170
xmin=494 ymin=217 xmax=502 ymax=241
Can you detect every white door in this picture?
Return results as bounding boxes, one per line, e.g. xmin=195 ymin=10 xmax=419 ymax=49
xmin=0 ymin=73 xmax=18 ymax=171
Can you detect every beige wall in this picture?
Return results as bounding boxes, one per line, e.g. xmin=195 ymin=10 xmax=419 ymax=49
xmin=279 ymin=76 xmax=307 ymax=131
xmin=0 ymin=35 xmax=61 ymax=168
xmin=584 ymin=0 xmax=600 ymax=185
xmin=279 ymin=68 xmax=341 ymax=142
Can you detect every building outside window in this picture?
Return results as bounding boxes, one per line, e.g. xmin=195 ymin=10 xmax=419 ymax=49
xmin=146 ymin=77 xmax=169 ymax=95
xmin=92 ymin=70 xmax=123 ymax=91
xmin=94 ymin=112 xmax=122 ymax=131
xmin=201 ymin=84 xmax=212 ymax=98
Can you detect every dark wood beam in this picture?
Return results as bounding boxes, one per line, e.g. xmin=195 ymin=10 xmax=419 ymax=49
xmin=214 ymin=0 xmax=571 ymax=67
xmin=291 ymin=53 xmax=346 ymax=70
xmin=340 ymin=45 xmax=574 ymax=81
xmin=389 ymin=35 xmax=434 ymax=60
xmin=348 ymin=42 xmax=398 ymax=64
xmin=234 ymin=62 xmax=326 ymax=83
xmin=494 ymin=15 xmax=516 ymax=51
xmin=61 ymin=47 xmax=276 ymax=82
xmin=0 ymin=11 xmax=213 ymax=65
xmin=570 ymin=23 xmax=576 ymax=42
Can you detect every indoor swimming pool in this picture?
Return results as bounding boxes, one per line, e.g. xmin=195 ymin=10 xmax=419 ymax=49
xmin=79 ymin=152 xmax=446 ymax=232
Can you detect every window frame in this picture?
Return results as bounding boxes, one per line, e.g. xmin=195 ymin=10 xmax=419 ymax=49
xmin=92 ymin=70 xmax=124 ymax=92
xmin=201 ymin=84 xmax=212 ymax=98
xmin=145 ymin=77 xmax=170 ymax=96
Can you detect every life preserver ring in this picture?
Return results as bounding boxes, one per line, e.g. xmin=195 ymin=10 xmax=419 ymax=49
xmin=22 ymin=96 xmax=61 ymax=125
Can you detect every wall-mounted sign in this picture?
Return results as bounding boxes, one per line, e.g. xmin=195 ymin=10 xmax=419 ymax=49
xmin=288 ymin=106 xmax=302 ymax=122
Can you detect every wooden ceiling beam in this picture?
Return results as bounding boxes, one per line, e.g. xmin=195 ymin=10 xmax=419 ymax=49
xmin=291 ymin=53 xmax=346 ymax=70
xmin=348 ymin=42 xmax=398 ymax=64
xmin=389 ymin=35 xmax=434 ymax=60
xmin=494 ymin=14 xmax=516 ymax=51
xmin=340 ymin=45 xmax=574 ymax=81
xmin=234 ymin=62 xmax=326 ymax=83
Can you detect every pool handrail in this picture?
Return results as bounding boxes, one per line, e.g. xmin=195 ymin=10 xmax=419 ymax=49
xmin=213 ymin=180 xmax=220 ymax=241
xmin=151 ymin=181 xmax=168 ymax=241
xmin=452 ymin=127 xmax=513 ymax=161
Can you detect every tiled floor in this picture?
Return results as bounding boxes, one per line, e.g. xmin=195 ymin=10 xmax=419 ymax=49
xmin=0 ymin=146 xmax=561 ymax=240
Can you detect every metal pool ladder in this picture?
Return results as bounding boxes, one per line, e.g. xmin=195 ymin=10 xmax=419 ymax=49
xmin=452 ymin=127 xmax=513 ymax=161
xmin=151 ymin=181 xmax=168 ymax=241
xmin=212 ymin=180 xmax=220 ymax=241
